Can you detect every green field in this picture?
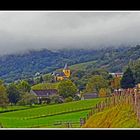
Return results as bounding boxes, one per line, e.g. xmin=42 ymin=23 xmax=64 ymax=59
xmin=0 ymin=106 xmax=29 ymax=112
xmin=0 ymin=98 xmax=102 ymax=128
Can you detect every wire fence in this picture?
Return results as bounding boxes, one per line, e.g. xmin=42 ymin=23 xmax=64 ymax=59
xmin=79 ymin=88 xmax=140 ymax=127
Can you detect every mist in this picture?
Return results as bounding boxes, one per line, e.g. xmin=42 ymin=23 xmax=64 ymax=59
xmin=0 ymin=11 xmax=140 ymax=55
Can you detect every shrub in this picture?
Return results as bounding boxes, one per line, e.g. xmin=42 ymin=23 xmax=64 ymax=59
xmin=64 ymin=96 xmax=73 ymax=103
xmin=73 ymin=95 xmax=81 ymax=101
xmin=17 ymin=92 xmax=38 ymax=106
xmin=51 ymin=95 xmax=64 ymax=104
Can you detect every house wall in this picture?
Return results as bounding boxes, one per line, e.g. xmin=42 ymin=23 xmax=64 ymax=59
xmin=56 ymin=76 xmax=64 ymax=81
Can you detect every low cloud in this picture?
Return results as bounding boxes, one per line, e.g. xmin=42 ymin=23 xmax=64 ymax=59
xmin=0 ymin=11 xmax=140 ymax=55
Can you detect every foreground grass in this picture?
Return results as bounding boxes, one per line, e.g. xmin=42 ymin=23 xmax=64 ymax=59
xmin=0 ymin=98 xmax=102 ymax=128
xmin=83 ymin=103 xmax=140 ymax=128
xmin=0 ymin=110 xmax=90 ymax=128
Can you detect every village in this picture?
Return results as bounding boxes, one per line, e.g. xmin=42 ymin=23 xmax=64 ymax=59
xmin=29 ymin=63 xmax=140 ymax=105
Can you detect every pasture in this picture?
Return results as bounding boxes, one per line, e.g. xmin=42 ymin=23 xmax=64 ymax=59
xmin=0 ymin=98 xmax=102 ymax=128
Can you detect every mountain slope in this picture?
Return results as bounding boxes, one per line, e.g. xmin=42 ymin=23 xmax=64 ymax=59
xmin=1 ymin=45 xmax=140 ymax=83
xmin=0 ymin=49 xmax=101 ymax=83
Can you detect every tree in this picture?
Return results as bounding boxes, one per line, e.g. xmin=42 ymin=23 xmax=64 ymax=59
xmin=64 ymin=96 xmax=73 ymax=103
xmin=26 ymin=78 xmax=35 ymax=86
xmin=58 ymin=80 xmax=78 ymax=98
xmin=86 ymin=75 xmax=109 ymax=93
xmin=17 ymin=80 xmax=31 ymax=93
xmin=7 ymin=83 xmax=21 ymax=105
xmin=99 ymin=88 xmax=111 ymax=97
xmin=51 ymin=95 xmax=64 ymax=104
xmin=39 ymin=76 xmax=44 ymax=83
xmin=121 ymin=67 xmax=135 ymax=89
xmin=46 ymin=98 xmax=51 ymax=104
xmin=111 ymin=77 xmax=121 ymax=90
xmin=18 ymin=92 xmax=37 ymax=106
xmin=44 ymin=74 xmax=53 ymax=83
xmin=0 ymin=81 xmax=9 ymax=108
xmin=129 ymin=60 xmax=140 ymax=84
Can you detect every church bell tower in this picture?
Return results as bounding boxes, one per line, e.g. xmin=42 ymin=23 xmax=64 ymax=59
xmin=63 ymin=63 xmax=70 ymax=78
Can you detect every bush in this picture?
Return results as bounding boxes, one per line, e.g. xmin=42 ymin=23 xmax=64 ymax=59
xmin=73 ymin=95 xmax=81 ymax=101
xmin=51 ymin=95 xmax=64 ymax=104
xmin=46 ymin=98 xmax=51 ymax=104
xmin=64 ymin=96 xmax=73 ymax=103
xmin=17 ymin=92 xmax=38 ymax=106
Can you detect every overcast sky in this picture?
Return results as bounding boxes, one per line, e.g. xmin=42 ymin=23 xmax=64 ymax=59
xmin=0 ymin=11 xmax=140 ymax=55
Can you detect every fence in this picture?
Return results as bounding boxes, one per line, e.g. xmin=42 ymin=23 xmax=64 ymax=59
xmin=80 ymin=88 xmax=140 ymax=127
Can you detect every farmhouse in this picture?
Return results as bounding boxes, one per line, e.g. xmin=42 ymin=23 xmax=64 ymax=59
xmin=81 ymin=93 xmax=98 ymax=100
xmin=31 ymin=89 xmax=58 ymax=103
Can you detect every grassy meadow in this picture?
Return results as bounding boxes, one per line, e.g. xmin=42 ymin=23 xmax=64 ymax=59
xmin=0 ymin=98 xmax=102 ymax=128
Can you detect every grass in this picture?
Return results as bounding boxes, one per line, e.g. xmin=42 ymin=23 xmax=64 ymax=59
xmin=0 ymin=110 xmax=90 ymax=128
xmin=69 ymin=60 xmax=97 ymax=71
xmin=0 ymin=105 xmax=36 ymax=113
xmin=0 ymin=98 xmax=102 ymax=128
xmin=31 ymin=82 xmax=60 ymax=90
xmin=83 ymin=103 xmax=140 ymax=128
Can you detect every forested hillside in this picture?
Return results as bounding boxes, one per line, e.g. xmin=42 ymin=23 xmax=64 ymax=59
xmin=1 ymin=45 xmax=140 ymax=83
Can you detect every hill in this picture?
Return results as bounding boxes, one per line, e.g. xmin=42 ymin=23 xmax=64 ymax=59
xmin=83 ymin=104 xmax=140 ymax=128
xmin=1 ymin=45 xmax=140 ymax=83
xmin=0 ymin=49 xmax=103 ymax=83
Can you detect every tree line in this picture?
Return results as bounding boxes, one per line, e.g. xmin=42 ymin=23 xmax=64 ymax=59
xmin=0 ymin=80 xmax=37 ymax=108
xmin=1 ymin=58 xmax=140 ymax=108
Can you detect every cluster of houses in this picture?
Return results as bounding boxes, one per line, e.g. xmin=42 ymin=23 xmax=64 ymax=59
xmin=31 ymin=64 xmax=73 ymax=103
xmin=31 ymin=65 xmax=124 ymax=103
xmin=31 ymin=88 xmax=98 ymax=103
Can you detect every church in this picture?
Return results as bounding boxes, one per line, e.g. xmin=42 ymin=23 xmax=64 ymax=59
xmin=52 ymin=63 xmax=71 ymax=81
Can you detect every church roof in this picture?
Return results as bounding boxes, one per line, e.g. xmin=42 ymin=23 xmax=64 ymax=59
xmin=64 ymin=63 xmax=69 ymax=70
xmin=52 ymin=72 xmax=66 ymax=77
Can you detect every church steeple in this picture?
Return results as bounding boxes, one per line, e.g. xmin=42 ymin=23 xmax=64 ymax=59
xmin=64 ymin=63 xmax=69 ymax=70
xmin=63 ymin=63 xmax=70 ymax=78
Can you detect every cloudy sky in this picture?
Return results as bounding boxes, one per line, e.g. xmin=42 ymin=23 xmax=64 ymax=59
xmin=0 ymin=11 xmax=140 ymax=55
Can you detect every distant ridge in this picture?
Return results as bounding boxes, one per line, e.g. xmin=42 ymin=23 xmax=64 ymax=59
xmin=0 ymin=45 xmax=140 ymax=83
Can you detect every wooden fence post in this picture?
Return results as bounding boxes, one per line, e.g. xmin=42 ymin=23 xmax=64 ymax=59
xmin=135 ymin=92 xmax=137 ymax=106
xmin=80 ymin=118 xmax=86 ymax=127
xmin=87 ymin=114 xmax=89 ymax=120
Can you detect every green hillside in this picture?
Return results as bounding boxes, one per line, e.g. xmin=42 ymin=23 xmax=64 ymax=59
xmin=0 ymin=98 xmax=102 ymax=128
xmin=83 ymin=104 xmax=140 ymax=128
xmin=69 ymin=60 xmax=97 ymax=71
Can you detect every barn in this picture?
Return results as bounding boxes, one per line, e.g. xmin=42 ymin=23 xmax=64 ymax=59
xmin=30 ymin=89 xmax=58 ymax=103
xmin=81 ymin=93 xmax=98 ymax=100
